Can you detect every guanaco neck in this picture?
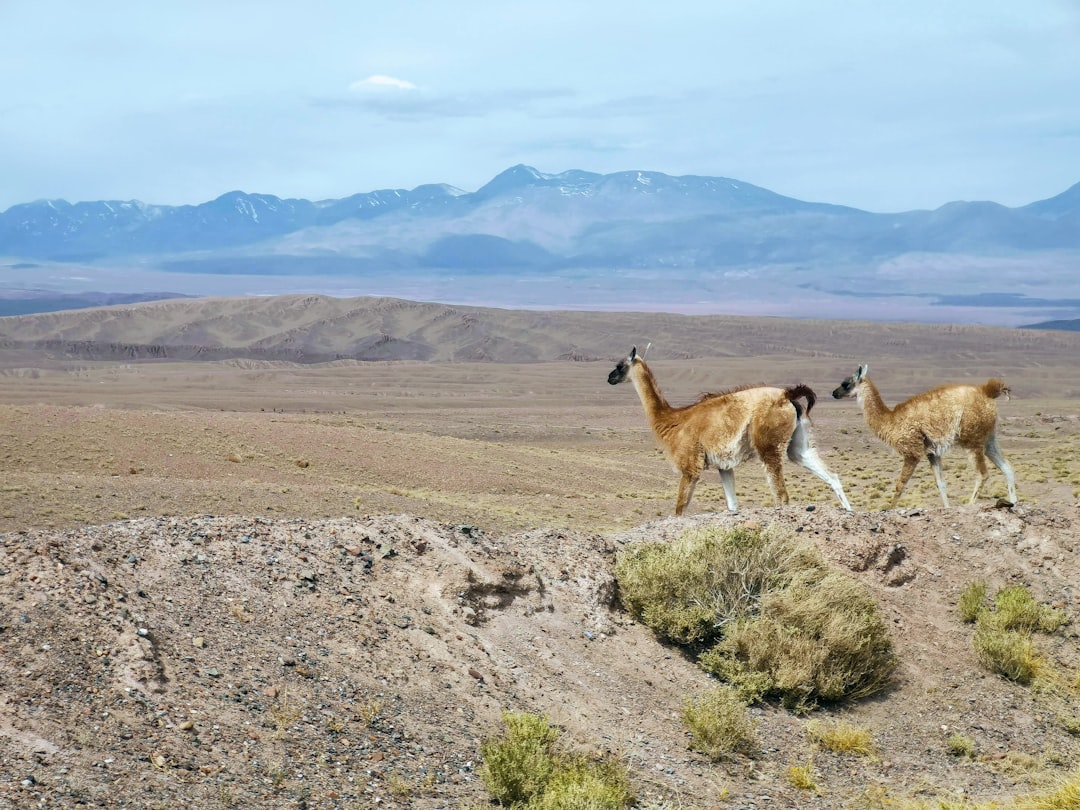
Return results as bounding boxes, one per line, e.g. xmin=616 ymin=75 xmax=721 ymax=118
xmin=855 ymin=378 xmax=894 ymax=437
xmin=629 ymin=359 xmax=672 ymax=424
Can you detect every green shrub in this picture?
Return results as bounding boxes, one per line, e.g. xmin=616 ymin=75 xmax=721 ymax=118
xmin=480 ymin=712 xmax=558 ymax=805
xmin=531 ymin=756 xmax=632 ymax=810
xmin=478 ymin=712 xmax=632 ymax=809
xmin=681 ymin=686 xmax=757 ymax=761
xmin=958 ymin=580 xmax=987 ymax=623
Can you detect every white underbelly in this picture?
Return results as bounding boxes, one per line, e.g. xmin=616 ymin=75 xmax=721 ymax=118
xmin=704 ymin=433 xmax=755 ymax=469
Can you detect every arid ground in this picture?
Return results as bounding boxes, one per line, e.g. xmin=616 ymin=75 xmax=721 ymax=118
xmin=1 ymin=297 xmax=1078 ymax=808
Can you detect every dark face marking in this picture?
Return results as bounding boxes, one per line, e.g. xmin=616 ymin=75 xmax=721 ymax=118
xmin=607 ymin=359 xmax=630 ymax=385
xmin=832 ymin=375 xmax=858 ymax=399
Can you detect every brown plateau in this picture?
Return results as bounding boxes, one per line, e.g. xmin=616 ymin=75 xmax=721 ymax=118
xmin=0 ymin=295 xmax=1078 ymax=808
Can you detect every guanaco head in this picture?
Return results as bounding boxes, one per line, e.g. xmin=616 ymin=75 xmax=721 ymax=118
xmin=607 ymin=346 xmax=639 ymax=385
xmin=832 ymin=364 xmax=869 ymax=399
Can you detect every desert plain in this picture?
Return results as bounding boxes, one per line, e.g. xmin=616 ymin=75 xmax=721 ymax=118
xmin=0 ymin=295 xmax=1079 ymax=809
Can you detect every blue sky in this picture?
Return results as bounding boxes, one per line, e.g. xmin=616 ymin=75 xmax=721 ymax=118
xmin=2 ymin=1 xmax=1079 ymax=214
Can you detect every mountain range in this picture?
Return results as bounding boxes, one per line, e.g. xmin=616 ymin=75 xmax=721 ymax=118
xmin=2 ymin=166 xmax=1079 ymax=325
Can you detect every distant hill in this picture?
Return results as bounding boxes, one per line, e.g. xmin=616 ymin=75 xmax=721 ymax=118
xmin=1020 ymin=318 xmax=1080 ymax=331
xmin=4 ymin=293 xmax=1080 ymax=366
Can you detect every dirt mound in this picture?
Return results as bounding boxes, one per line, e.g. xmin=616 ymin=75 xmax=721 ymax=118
xmin=2 ymin=502 xmax=1078 ymax=808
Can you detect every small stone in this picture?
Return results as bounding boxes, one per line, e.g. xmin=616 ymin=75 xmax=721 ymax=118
xmin=192 ymin=637 xmax=205 ymax=649
xmin=179 ymin=720 xmax=195 ymax=731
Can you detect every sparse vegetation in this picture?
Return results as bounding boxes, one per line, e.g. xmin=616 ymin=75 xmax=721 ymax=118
xmin=967 ymin=584 xmax=1067 ymax=684
xmin=891 ymin=769 xmax=1080 ymax=809
xmin=2 ymin=342 xmax=1080 ymax=808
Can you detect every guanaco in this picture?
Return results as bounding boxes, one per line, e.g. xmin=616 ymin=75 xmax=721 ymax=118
xmin=608 ymin=346 xmax=852 ymax=515
xmin=832 ymin=364 xmax=1016 ymax=508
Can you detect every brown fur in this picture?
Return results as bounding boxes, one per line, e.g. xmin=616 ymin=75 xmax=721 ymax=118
xmin=832 ymin=366 xmax=1017 ymax=508
xmin=609 ymin=348 xmax=851 ymax=515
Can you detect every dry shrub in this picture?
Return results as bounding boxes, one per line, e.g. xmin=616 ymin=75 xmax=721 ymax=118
xmin=701 ymin=568 xmax=897 ymax=711
xmin=614 ymin=524 xmax=811 ymax=645
xmin=617 ymin=524 xmax=896 ymax=711
xmin=681 ymin=686 xmax=757 ymax=761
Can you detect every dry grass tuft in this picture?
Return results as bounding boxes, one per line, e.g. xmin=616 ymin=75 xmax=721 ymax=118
xmin=681 ymin=686 xmax=757 ymax=761
xmin=945 ymin=733 xmax=976 ymax=758
xmin=805 ymin=718 xmax=877 ymax=758
xmin=958 ymin=580 xmax=988 ymax=624
xmin=786 ymin=761 xmax=820 ymax=793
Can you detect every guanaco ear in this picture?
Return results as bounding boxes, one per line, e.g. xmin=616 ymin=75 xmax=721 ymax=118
xmin=641 ymin=342 xmax=652 ymax=358
xmin=629 ymin=346 xmax=638 ymax=361
xmin=856 ymin=364 xmax=868 ymax=381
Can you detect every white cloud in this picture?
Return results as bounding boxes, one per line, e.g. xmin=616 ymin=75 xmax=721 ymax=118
xmin=349 ymin=75 xmax=417 ymax=92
